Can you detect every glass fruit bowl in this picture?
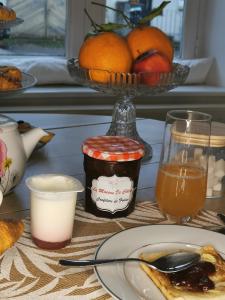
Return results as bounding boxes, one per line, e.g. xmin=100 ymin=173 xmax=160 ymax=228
xmin=67 ymin=58 xmax=189 ymax=161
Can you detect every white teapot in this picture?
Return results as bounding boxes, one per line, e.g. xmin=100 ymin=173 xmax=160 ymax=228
xmin=0 ymin=114 xmax=48 ymax=195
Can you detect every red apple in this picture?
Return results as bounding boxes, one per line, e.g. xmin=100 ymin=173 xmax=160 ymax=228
xmin=133 ymin=50 xmax=172 ymax=86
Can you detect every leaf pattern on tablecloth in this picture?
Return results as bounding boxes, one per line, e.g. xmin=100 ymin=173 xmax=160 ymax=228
xmin=0 ymin=201 xmax=223 ymax=299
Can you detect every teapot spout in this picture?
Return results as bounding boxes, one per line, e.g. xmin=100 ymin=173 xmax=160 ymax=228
xmin=22 ymin=128 xmax=48 ymax=159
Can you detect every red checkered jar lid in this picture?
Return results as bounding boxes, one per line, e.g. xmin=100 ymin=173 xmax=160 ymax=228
xmin=82 ymin=136 xmax=144 ymax=161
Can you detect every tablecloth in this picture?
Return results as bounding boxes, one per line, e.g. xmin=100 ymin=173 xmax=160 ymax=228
xmin=0 ymin=201 xmax=224 ymax=300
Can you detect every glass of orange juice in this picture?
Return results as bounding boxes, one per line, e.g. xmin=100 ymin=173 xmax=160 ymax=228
xmin=155 ymin=110 xmax=212 ymax=223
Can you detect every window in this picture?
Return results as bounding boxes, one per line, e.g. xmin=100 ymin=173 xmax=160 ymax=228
xmin=0 ymin=0 xmax=66 ymax=56
xmin=0 ymin=0 xmax=199 ymax=59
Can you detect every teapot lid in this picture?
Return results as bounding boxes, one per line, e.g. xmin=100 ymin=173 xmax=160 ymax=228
xmin=0 ymin=114 xmax=17 ymax=130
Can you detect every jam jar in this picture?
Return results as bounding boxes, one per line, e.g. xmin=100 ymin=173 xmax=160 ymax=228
xmin=82 ymin=136 xmax=144 ymax=218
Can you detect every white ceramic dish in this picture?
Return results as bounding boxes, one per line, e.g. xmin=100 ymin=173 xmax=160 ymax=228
xmin=94 ymin=224 xmax=225 ymax=300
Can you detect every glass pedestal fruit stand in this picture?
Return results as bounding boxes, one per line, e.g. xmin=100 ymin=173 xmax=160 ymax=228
xmin=67 ymin=58 xmax=189 ymax=161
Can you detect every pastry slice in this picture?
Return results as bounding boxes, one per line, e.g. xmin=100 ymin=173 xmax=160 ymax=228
xmin=140 ymin=245 xmax=225 ymax=300
xmin=0 ymin=66 xmax=22 ymax=90
xmin=0 ymin=3 xmax=16 ymax=21
xmin=0 ymin=219 xmax=24 ymax=255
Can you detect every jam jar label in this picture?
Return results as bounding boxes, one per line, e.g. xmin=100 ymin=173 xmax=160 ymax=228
xmin=91 ymin=175 xmax=134 ymax=213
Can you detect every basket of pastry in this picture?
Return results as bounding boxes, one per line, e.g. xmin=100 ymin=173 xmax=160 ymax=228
xmin=0 ymin=2 xmax=23 ymax=28
xmin=0 ymin=219 xmax=24 ymax=256
xmin=140 ymin=245 xmax=225 ymax=299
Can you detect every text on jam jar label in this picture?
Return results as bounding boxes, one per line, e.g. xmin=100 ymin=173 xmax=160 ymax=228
xmin=91 ymin=175 xmax=134 ymax=213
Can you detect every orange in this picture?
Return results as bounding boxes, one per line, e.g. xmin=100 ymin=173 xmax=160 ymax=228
xmin=78 ymin=32 xmax=133 ymax=83
xmin=126 ymin=26 xmax=174 ymax=63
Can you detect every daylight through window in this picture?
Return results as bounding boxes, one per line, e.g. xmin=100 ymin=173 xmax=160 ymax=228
xmin=106 ymin=0 xmax=184 ymax=56
xmin=0 ymin=0 xmax=66 ymax=56
xmin=0 ymin=0 xmax=184 ymax=57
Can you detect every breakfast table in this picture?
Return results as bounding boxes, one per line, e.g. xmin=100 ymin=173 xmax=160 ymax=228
xmin=0 ymin=112 xmax=225 ymax=300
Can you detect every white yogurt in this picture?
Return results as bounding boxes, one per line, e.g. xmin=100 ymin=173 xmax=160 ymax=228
xmin=26 ymin=174 xmax=84 ymax=247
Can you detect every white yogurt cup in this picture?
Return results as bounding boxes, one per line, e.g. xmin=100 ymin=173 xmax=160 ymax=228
xmin=26 ymin=174 xmax=84 ymax=250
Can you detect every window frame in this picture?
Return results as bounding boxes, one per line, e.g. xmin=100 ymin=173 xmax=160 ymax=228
xmin=181 ymin=0 xmax=202 ymax=59
xmin=66 ymin=0 xmax=106 ymax=58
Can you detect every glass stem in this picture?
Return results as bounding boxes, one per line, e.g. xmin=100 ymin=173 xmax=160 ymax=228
xmin=106 ymin=95 xmax=152 ymax=161
xmin=106 ymin=96 xmax=138 ymax=137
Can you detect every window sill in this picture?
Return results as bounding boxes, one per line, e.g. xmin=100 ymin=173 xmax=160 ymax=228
xmin=0 ymin=85 xmax=225 ymax=122
xmin=8 ymin=84 xmax=225 ymax=99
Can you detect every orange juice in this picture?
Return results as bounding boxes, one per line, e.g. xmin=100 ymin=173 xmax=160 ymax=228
xmin=156 ymin=163 xmax=207 ymax=218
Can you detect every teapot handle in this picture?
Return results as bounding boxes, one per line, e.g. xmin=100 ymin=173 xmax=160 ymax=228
xmin=0 ymin=190 xmax=2 ymax=207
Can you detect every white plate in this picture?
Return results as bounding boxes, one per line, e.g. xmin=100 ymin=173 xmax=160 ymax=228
xmin=94 ymin=224 xmax=225 ymax=300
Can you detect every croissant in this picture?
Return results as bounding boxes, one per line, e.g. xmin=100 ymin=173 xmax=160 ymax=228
xmin=0 ymin=219 xmax=24 ymax=255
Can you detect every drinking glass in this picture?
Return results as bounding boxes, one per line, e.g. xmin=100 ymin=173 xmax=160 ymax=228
xmin=155 ymin=110 xmax=212 ymax=223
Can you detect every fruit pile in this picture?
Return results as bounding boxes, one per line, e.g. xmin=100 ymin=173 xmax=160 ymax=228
xmin=78 ymin=1 xmax=173 ymax=86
